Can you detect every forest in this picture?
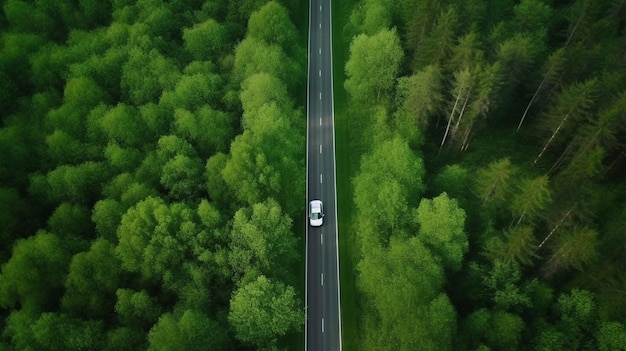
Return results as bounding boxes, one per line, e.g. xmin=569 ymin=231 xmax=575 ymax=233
xmin=2 ymin=0 xmax=626 ymax=350
xmin=0 ymin=0 xmax=307 ymax=350
xmin=339 ymin=0 xmax=626 ymax=350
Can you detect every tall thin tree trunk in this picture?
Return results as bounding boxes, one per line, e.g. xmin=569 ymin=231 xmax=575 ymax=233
xmin=608 ymin=150 xmax=626 ymax=171
xmin=517 ymin=10 xmax=585 ymax=135
xmin=518 ymin=78 xmax=546 ymax=132
xmin=461 ymin=120 xmax=474 ymax=151
xmin=454 ymin=86 xmax=472 ymax=132
xmin=440 ymin=88 xmax=462 ymax=152
xmin=548 ymin=140 xmax=575 ymax=175
xmin=536 ymin=208 xmax=573 ymax=252
xmin=564 ymin=10 xmax=584 ymax=50
xmin=533 ymin=105 xmax=577 ymax=165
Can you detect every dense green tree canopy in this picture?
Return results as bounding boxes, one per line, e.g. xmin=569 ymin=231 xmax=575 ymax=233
xmin=344 ymin=0 xmax=626 ymax=349
xmin=415 ymin=193 xmax=468 ymax=271
xmin=228 ymin=275 xmax=302 ymax=348
xmin=345 ymin=28 xmax=403 ymax=102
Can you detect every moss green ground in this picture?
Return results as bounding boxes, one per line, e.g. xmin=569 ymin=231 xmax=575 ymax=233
xmin=332 ymin=0 xmax=359 ymax=349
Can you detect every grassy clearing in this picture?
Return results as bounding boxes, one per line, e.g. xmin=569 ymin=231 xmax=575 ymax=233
xmin=332 ymin=0 xmax=360 ymax=349
xmin=284 ymin=1 xmax=312 ymax=350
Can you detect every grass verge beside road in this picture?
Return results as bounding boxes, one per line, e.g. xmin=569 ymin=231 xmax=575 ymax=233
xmin=332 ymin=0 xmax=359 ymax=349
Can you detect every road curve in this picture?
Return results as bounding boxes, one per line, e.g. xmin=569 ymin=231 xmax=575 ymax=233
xmin=305 ymin=0 xmax=341 ymax=350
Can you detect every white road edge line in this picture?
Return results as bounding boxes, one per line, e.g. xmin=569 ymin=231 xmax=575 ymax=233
xmin=329 ymin=0 xmax=344 ymax=348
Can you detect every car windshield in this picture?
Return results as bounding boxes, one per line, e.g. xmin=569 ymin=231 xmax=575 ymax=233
xmin=311 ymin=212 xmax=321 ymax=220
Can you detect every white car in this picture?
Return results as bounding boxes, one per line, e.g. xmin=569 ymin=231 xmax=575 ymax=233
xmin=309 ymin=200 xmax=324 ymax=227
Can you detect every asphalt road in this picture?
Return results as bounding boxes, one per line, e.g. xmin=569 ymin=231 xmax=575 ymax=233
xmin=305 ymin=0 xmax=342 ymax=350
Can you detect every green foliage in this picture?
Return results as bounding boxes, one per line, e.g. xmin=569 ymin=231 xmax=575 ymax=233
xmin=173 ymin=106 xmax=235 ymax=156
xmin=233 ymin=37 xmax=301 ymax=89
xmin=535 ymin=78 xmax=599 ymax=164
xmin=47 ymin=77 xmax=108 ymax=138
xmin=483 ymin=311 xmax=524 ymax=350
xmin=121 ymin=47 xmax=180 ymax=105
xmin=228 ymin=275 xmax=302 ymax=348
xmin=482 ymin=260 xmax=534 ymax=311
xmin=46 ymin=162 xmax=110 ymax=204
xmin=32 ymin=313 xmax=106 ymax=351
xmin=345 ymin=0 xmax=626 ymax=350
xmin=205 ymin=152 xmax=233 ymax=206
xmin=543 ymin=226 xmax=598 ymax=277
xmin=484 ymin=226 xmax=538 ymax=266
xmin=183 ymin=18 xmax=228 ymax=60
xmin=415 ymin=193 xmax=468 ymax=271
xmin=116 ymin=197 xmax=205 ymax=284
xmin=394 ymin=65 xmax=444 ymax=147
xmin=100 ymin=104 xmax=145 ymax=147
xmin=229 ymin=198 xmax=298 ymax=284
xmin=597 ymin=322 xmax=626 ymax=351
xmin=247 ymin=1 xmax=297 ymax=48
xmin=510 ymin=175 xmax=552 ymax=225
xmin=3 ymin=309 xmax=39 ymax=350
xmin=414 ymin=6 xmax=459 ymax=68
xmin=159 ymin=71 xmax=223 ymax=112
xmin=115 ymin=289 xmax=161 ymax=328
xmin=62 ymin=239 xmax=121 ymax=318
xmin=461 ymin=308 xmax=525 ymax=351
xmin=46 ymin=129 xmax=92 ymax=165
xmin=497 ymin=33 xmax=542 ymax=87
xmin=353 ymin=137 xmax=425 ymax=247
xmin=0 ymin=231 xmax=70 ymax=313
xmin=350 ymin=0 xmax=392 ymax=35
xmin=345 ymin=28 xmax=404 ymax=102
xmin=160 ymin=154 xmax=204 ymax=200
xmin=0 ymin=0 xmax=307 ymax=349
xmin=0 ymin=187 xmax=27 ymax=247
xmin=474 ymin=158 xmax=516 ymax=206
xmin=48 ymin=202 xmax=92 ymax=239
xmin=432 ymin=164 xmax=471 ymax=204
xmin=240 ymin=73 xmax=292 ymax=121
xmin=148 ymin=310 xmax=227 ymax=351
xmin=222 ymin=98 xmax=304 ymax=214
xmin=105 ymin=143 xmax=142 ymax=172
xmin=358 ymin=237 xmax=454 ymax=351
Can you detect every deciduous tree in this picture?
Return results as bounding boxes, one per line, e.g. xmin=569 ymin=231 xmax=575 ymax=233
xmin=358 ymin=237 xmax=454 ymax=351
xmin=247 ymin=1 xmax=297 ymax=48
xmin=62 ymin=238 xmax=121 ymax=319
xmin=229 ymin=198 xmax=298 ymax=284
xmin=183 ymin=18 xmax=228 ymax=60
xmin=148 ymin=310 xmax=227 ymax=351
xmin=415 ymin=193 xmax=468 ymax=271
xmin=345 ymin=28 xmax=403 ymax=102
xmin=353 ymin=137 xmax=425 ymax=247
xmin=0 ymin=231 xmax=70 ymax=313
xmin=228 ymin=275 xmax=302 ymax=348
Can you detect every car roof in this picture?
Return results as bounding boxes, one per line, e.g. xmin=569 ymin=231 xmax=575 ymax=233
xmin=310 ymin=200 xmax=322 ymax=209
